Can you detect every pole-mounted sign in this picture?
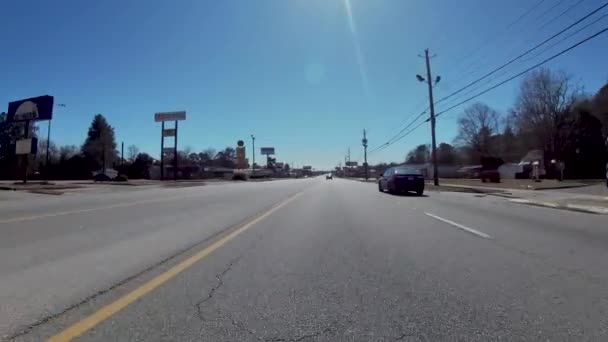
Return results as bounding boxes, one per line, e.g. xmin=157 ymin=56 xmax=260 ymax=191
xmin=6 ymin=95 xmax=54 ymax=123
xmin=154 ymin=111 xmax=186 ymax=122
xmin=6 ymin=95 xmax=54 ymax=183
xmin=155 ymin=111 xmax=186 ymax=180
xmin=260 ymin=147 xmax=275 ymax=155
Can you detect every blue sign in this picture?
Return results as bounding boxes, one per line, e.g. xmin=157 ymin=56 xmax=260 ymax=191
xmin=6 ymin=95 xmax=54 ymax=123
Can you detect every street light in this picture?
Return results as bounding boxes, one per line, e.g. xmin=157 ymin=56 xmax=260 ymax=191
xmin=45 ymin=103 xmax=66 ymax=180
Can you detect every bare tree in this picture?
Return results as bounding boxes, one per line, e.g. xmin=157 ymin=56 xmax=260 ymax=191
xmin=35 ymin=139 xmax=59 ymax=165
xmin=182 ymin=146 xmax=193 ymax=156
xmin=127 ymin=145 xmax=140 ymax=162
xmin=510 ymin=68 xmax=583 ymax=159
xmin=199 ymin=148 xmax=217 ymax=165
xmin=59 ymin=145 xmax=79 ymax=161
xmin=456 ymin=102 xmax=500 ymax=162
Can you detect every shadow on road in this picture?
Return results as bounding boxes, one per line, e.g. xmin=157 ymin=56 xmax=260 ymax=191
xmin=383 ymin=192 xmax=429 ymax=198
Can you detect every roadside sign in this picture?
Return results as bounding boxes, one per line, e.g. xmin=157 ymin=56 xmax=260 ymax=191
xmin=163 ymin=147 xmax=175 ymax=154
xmin=7 ymin=95 xmax=54 ymax=123
xmin=260 ymin=147 xmax=275 ymax=155
xmin=154 ymin=111 xmax=186 ymax=122
xmin=15 ymin=138 xmax=38 ymax=155
xmin=163 ymin=129 xmax=176 ymax=137
xmin=236 ymin=146 xmax=247 ymax=168
xmin=303 ymin=165 xmax=312 ymax=170
xmin=346 ymin=161 xmax=358 ymax=167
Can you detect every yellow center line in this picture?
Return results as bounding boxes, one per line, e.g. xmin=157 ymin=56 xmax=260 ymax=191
xmin=47 ymin=191 xmax=302 ymax=342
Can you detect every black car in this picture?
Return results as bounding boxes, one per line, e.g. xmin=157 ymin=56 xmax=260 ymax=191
xmin=378 ymin=166 xmax=424 ymax=195
xmin=326 ymin=173 xmax=333 ymax=180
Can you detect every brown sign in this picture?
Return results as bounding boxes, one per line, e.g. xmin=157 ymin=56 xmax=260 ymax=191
xmin=163 ymin=129 xmax=176 ymax=137
xmin=154 ymin=111 xmax=186 ymax=122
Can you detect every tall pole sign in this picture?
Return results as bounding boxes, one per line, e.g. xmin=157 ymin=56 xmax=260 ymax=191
xmin=6 ymin=95 xmax=54 ymax=183
xmin=154 ymin=111 xmax=186 ymax=181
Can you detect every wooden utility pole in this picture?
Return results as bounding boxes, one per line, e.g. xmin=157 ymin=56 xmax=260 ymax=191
xmin=362 ymin=129 xmax=368 ymax=180
xmin=422 ymin=49 xmax=439 ymax=186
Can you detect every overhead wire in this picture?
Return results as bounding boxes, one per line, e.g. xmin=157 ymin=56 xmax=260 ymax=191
xmin=441 ymin=0 xmax=547 ymax=83
xmin=520 ymin=11 xmax=608 ymax=64
xmin=434 ymin=1 xmax=608 ymax=107
xmin=538 ymin=0 xmax=587 ymax=31
xmin=369 ymin=119 xmax=428 ymax=155
xmin=368 ymin=110 xmax=427 ymax=154
xmin=373 ymin=25 xmax=608 ymax=153
xmin=441 ymin=0 xmax=591 ymax=97
xmin=436 ymin=4 xmax=608 ymax=113
xmin=367 ymin=1 xmax=605 ymax=157
xmin=434 ymin=26 xmax=608 ymax=119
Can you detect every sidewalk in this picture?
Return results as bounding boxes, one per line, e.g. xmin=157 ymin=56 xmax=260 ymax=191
xmin=439 ymin=181 xmax=608 ymax=215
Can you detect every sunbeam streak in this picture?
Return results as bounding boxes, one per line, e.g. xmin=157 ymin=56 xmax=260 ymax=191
xmin=343 ymin=0 xmax=371 ymax=97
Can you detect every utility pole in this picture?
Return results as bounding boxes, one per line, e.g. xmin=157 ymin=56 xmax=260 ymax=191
xmin=362 ymin=129 xmax=368 ymax=180
xmin=121 ymin=141 xmax=124 ymax=166
xmin=344 ymin=154 xmax=348 ymax=178
xmin=251 ymin=134 xmax=256 ymax=175
xmin=45 ymin=103 xmax=66 ymax=180
xmin=417 ymin=49 xmax=441 ymax=186
xmin=46 ymin=120 xmax=51 ymax=167
xmin=347 ymin=148 xmax=351 ymax=177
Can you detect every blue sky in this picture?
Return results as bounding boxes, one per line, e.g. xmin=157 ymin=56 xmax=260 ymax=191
xmin=2 ymin=0 xmax=607 ymax=169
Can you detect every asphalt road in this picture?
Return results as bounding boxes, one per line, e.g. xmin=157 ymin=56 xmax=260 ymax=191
xmin=3 ymin=177 xmax=608 ymax=341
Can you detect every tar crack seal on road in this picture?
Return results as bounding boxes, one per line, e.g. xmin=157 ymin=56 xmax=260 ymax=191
xmin=193 ymin=261 xmax=345 ymax=341
xmin=194 ymin=256 xmax=243 ymax=322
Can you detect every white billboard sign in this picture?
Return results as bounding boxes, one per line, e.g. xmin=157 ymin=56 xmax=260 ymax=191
xmin=15 ymin=139 xmax=34 ymax=155
xmin=154 ymin=111 xmax=186 ymax=122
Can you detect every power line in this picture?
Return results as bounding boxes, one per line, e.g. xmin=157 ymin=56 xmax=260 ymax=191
xmin=442 ymin=0 xmax=547 ymax=81
xmin=521 ymin=12 xmax=608 ymax=64
xmin=535 ymin=0 xmax=568 ymax=23
xmin=435 ymin=26 xmax=608 ymax=118
xmin=368 ymin=110 xmax=427 ymax=153
xmin=434 ymin=1 xmax=608 ymax=107
xmin=538 ymin=0 xmax=587 ymax=31
xmin=370 ymin=120 xmax=428 ymax=155
xmin=437 ymin=4 xmax=606 ymax=112
xmin=386 ymin=110 xmax=427 ymax=145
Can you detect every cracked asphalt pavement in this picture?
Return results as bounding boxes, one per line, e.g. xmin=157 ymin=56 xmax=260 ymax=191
xmin=3 ymin=177 xmax=608 ymax=341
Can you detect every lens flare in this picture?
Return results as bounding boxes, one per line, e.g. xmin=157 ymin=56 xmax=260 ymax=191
xmin=343 ymin=0 xmax=370 ymax=97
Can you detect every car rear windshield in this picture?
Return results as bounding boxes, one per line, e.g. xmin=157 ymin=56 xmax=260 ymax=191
xmin=394 ymin=167 xmax=422 ymax=175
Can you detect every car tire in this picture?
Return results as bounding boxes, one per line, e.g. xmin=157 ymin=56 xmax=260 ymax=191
xmin=378 ymin=182 xmax=383 ymax=192
xmin=416 ymin=189 xmax=424 ymax=196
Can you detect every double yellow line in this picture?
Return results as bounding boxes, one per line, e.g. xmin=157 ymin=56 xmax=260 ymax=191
xmin=48 ymin=192 xmax=302 ymax=342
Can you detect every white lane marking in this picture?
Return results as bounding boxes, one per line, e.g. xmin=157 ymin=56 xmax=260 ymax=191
xmin=424 ymin=212 xmax=491 ymax=239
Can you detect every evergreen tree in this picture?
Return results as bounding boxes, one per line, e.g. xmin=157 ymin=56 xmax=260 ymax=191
xmin=81 ymin=114 xmax=118 ymax=171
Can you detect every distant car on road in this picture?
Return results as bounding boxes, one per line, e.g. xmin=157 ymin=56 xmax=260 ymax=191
xmin=326 ymin=173 xmax=333 ymax=180
xmin=378 ymin=166 xmax=424 ymax=195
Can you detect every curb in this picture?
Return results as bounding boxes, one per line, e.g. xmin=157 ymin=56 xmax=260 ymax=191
xmin=509 ymin=199 xmax=608 ymax=215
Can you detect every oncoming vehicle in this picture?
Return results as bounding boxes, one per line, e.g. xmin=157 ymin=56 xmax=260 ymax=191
xmin=378 ymin=166 xmax=424 ymax=196
xmin=326 ymin=173 xmax=333 ymax=180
